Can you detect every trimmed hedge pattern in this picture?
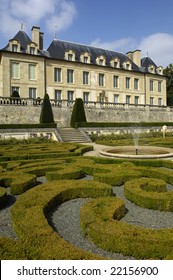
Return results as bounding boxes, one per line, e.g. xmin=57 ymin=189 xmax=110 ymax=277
xmin=124 ymin=178 xmax=173 ymax=211
xmin=0 ymin=142 xmax=173 ymax=259
xmin=80 ymin=197 xmax=173 ymax=259
xmin=9 ymin=180 xmax=112 ymax=259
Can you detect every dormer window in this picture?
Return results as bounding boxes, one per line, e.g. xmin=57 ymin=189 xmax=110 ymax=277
xmin=110 ymin=57 xmax=120 ymax=68
xmin=96 ymin=55 xmax=106 ymax=66
xmin=68 ymin=54 xmax=73 ymax=61
xmin=12 ymin=44 xmax=18 ymax=52
xmin=148 ymin=65 xmax=155 ymax=73
xmin=84 ymin=56 xmax=88 ymax=63
xmin=156 ymin=66 xmax=163 ymax=75
xmin=65 ymin=50 xmax=75 ymax=61
xmin=9 ymin=39 xmax=20 ymax=52
xmin=30 ymin=47 xmax=35 ymax=54
xmin=123 ymin=61 xmax=132 ymax=70
xmin=80 ymin=52 xmax=91 ymax=64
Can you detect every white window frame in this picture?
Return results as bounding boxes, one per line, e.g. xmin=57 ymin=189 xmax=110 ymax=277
xmin=83 ymin=92 xmax=89 ymax=102
xmin=134 ymin=78 xmax=139 ymax=90
xmin=114 ymin=94 xmax=119 ymax=103
xmin=99 ymin=73 xmax=105 ymax=87
xmin=55 ymin=90 xmax=62 ymax=100
xmin=11 ymin=62 xmax=20 ymax=79
xmin=29 ymin=87 xmax=37 ymax=99
xmin=67 ymin=69 xmax=74 ymax=84
xmin=150 ymin=80 xmax=154 ymax=92
xmin=83 ymin=71 xmax=89 ymax=85
xmin=126 ymin=77 xmax=131 ymax=89
xmin=54 ymin=68 xmax=61 ymax=83
xmin=29 ymin=64 xmax=36 ymax=80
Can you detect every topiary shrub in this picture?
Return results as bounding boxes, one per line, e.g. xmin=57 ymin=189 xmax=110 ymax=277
xmin=11 ymin=90 xmax=20 ymax=98
xmin=70 ymin=98 xmax=87 ymax=128
xmin=40 ymin=93 xmax=54 ymax=124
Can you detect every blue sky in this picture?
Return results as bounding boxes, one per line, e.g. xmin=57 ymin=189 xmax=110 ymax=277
xmin=1 ymin=0 xmax=173 ymax=67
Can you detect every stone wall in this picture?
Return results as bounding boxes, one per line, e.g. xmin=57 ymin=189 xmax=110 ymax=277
xmin=0 ymin=104 xmax=173 ymax=127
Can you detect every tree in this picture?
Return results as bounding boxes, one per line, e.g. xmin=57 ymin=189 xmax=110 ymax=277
xmin=40 ymin=93 xmax=54 ymax=123
xmin=70 ymin=98 xmax=87 ymax=128
xmin=164 ymin=64 xmax=173 ymax=106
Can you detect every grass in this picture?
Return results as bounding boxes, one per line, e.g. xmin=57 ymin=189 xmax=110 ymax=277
xmin=94 ymin=132 xmax=173 ymax=148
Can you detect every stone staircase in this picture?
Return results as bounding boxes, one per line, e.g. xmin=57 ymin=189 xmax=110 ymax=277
xmin=56 ymin=128 xmax=92 ymax=143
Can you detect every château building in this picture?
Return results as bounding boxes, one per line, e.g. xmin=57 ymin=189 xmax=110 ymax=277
xmin=0 ymin=26 xmax=167 ymax=107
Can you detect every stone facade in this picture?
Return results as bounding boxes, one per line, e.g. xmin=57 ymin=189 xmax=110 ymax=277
xmin=0 ymin=26 xmax=167 ymax=108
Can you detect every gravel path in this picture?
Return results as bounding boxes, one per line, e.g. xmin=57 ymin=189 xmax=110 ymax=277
xmin=50 ymin=182 xmax=173 ymax=260
xmin=1 ymin=175 xmax=173 ymax=260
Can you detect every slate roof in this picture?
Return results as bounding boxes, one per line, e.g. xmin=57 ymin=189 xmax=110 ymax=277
xmin=2 ymin=30 xmax=32 ymax=52
xmin=47 ymin=39 xmax=142 ymax=72
xmin=141 ymin=57 xmax=157 ymax=72
xmin=1 ymin=28 xmax=160 ymax=75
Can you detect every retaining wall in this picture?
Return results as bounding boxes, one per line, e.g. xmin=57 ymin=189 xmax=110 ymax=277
xmin=0 ymin=104 xmax=173 ymax=127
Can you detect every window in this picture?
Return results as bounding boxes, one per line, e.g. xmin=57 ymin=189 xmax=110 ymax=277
xmin=158 ymin=82 xmax=162 ymax=93
xmin=126 ymin=77 xmax=130 ymax=89
xmin=150 ymin=97 xmax=154 ymax=105
xmin=65 ymin=50 xmax=75 ymax=61
xmin=11 ymin=62 xmax=20 ymax=79
xmin=134 ymin=78 xmax=139 ymax=90
xmin=110 ymin=57 xmax=120 ymax=68
xmin=55 ymin=90 xmax=61 ymax=100
xmin=84 ymin=56 xmax=88 ymax=63
xmin=99 ymin=74 xmax=105 ymax=86
xmin=99 ymin=92 xmax=105 ymax=103
xmin=30 ymin=47 xmax=35 ymax=54
xmin=96 ymin=56 xmax=106 ymax=66
xmin=11 ymin=87 xmax=20 ymax=96
xmin=83 ymin=71 xmax=89 ymax=85
xmin=114 ymin=94 xmax=119 ymax=103
xmin=80 ymin=52 xmax=91 ymax=64
xmin=83 ymin=92 xmax=89 ymax=102
xmin=29 ymin=64 xmax=36 ymax=80
xmin=113 ymin=76 xmax=119 ymax=88
xmin=68 ymin=54 xmax=73 ymax=61
xmin=12 ymin=44 xmax=18 ymax=52
xmin=67 ymin=69 xmax=74 ymax=83
xmin=158 ymin=98 xmax=162 ymax=106
xmin=67 ymin=91 xmax=74 ymax=102
xmin=148 ymin=65 xmax=155 ymax=73
xmin=135 ymin=96 xmax=139 ymax=105
xmin=123 ymin=61 xmax=132 ymax=70
xmin=99 ymin=59 xmax=104 ymax=65
xmin=150 ymin=80 xmax=154 ymax=91
xmin=29 ymin=88 xmax=36 ymax=99
xmin=54 ymin=68 xmax=61 ymax=82
xmin=126 ymin=95 xmax=131 ymax=104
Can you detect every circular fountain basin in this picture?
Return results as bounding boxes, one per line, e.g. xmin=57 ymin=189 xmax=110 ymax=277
xmin=99 ymin=146 xmax=173 ymax=159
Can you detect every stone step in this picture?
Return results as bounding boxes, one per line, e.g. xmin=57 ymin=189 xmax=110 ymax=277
xmin=57 ymin=128 xmax=91 ymax=143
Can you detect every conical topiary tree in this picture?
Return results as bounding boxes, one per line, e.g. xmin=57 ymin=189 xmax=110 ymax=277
xmin=40 ymin=93 xmax=54 ymax=124
xmin=70 ymin=98 xmax=87 ymax=128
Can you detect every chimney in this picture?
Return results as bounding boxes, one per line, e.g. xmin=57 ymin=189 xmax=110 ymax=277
xmin=126 ymin=50 xmax=141 ymax=67
xmin=31 ymin=26 xmax=44 ymax=50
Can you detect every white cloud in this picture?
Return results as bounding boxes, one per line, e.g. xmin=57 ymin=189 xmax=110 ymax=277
xmin=90 ymin=37 xmax=137 ymax=53
xmin=90 ymin=33 xmax=173 ymax=67
xmin=0 ymin=0 xmax=77 ymax=40
xmin=46 ymin=0 xmax=77 ymax=33
xmin=138 ymin=33 xmax=173 ymax=67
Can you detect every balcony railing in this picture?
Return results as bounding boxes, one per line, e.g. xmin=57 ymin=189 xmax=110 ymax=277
xmin=0 ymin=96 xmax=170 ymax=111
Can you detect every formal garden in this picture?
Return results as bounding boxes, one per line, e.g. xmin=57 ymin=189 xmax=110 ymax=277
xmin=0 ymin=132 xmax=173 ymax=260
